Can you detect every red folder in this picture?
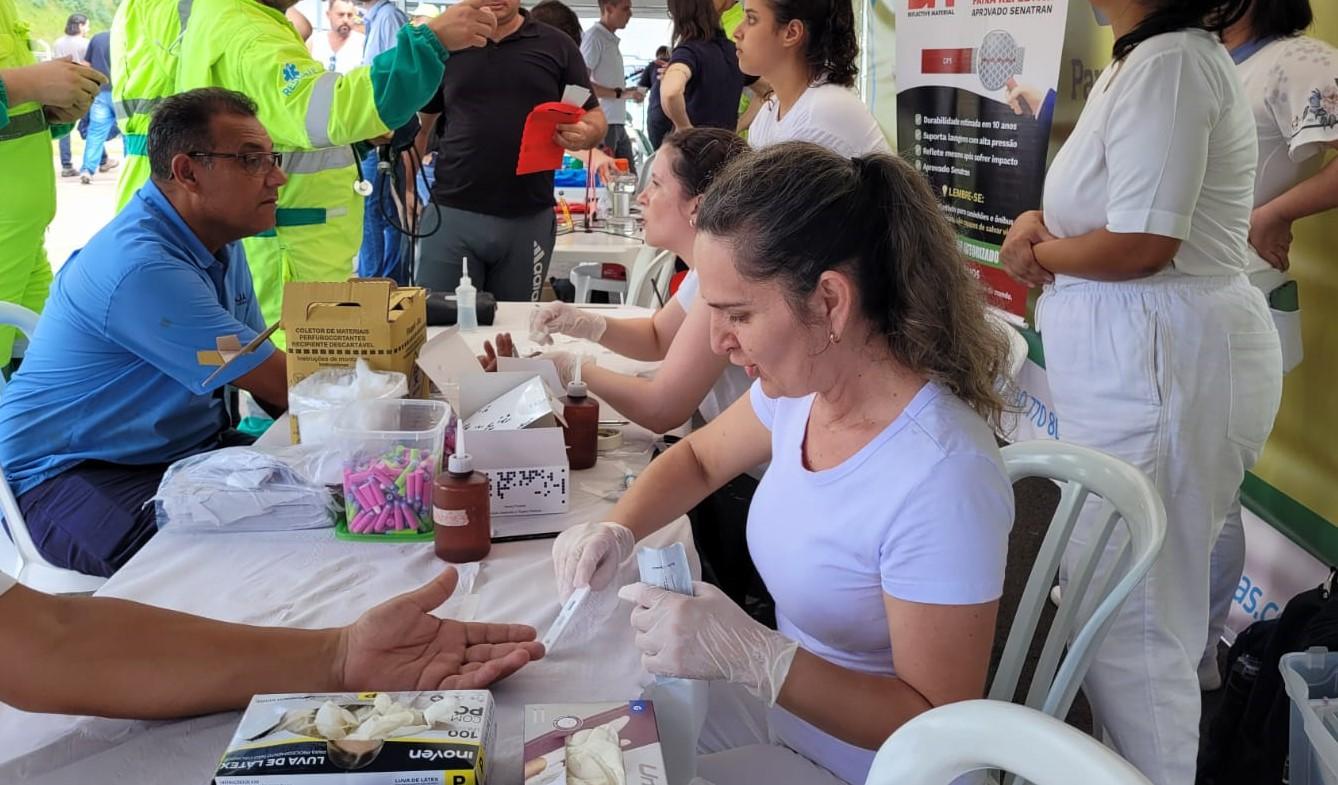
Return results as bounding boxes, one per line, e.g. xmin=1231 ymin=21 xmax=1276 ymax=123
xmin=517 ymin=102 xmax=585 ymax=175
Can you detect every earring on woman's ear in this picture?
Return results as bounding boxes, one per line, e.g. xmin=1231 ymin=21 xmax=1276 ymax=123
xmin=829 ymin=331 xmax=840 ymax=344
xmin=690 ymin=216 xmax=697 ymax=228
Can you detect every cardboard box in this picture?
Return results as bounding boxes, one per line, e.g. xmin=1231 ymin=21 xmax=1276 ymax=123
xmin=283 ymin=279 xmax=429 ymax=399
xmin=417 ymin=331 xmax=571 ymax=520
xmin=523 ymin=701 xmax=667 ymax=785
xmin=458 ymin=371 xmax=570 ymax=518
xmin=215 ymin=690 xmax=494 ymax=785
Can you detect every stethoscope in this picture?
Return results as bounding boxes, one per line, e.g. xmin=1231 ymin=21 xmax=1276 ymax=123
xmin=352 ymin=145 xmax=373 ymax=196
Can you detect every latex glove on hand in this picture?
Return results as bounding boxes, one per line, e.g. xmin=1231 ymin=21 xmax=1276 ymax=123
xmin=553 ymin=521 xmax=635 ymax=599
xmin=541 ymin=351 xmax=590 ymax=388
xmin=618 ymin=581 xmax=799 ymax=707
xmin=529 ymin=301 xmax=608 ymax=345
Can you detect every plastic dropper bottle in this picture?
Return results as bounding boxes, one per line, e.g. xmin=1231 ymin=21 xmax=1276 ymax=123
xmin=456 ymin=257 xmax=478 ymax=333
xmin=561 ymin=356 xmax=599 ymax=471
xmin=432 ymin=424 xmax=491 ymax=563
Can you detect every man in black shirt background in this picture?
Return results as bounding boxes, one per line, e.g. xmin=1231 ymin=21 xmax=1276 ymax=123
xmin=414 ymin=0 xmax=605 ymax=302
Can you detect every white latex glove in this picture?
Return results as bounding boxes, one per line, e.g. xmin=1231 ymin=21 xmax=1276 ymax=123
xmin=529 ymin=301 xmax=608 ymax=345
xmin=542 ymin=351 xmax=591 ymax=388
xmin=553 ymin=521 xmax=636 ymax=599
xmin=618 ymin=581 xmax=799 ymax=707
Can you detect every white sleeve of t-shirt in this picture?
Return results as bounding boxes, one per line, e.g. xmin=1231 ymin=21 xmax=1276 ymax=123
xmin=673 ymin=269 xmax=699 ymax=312
xmin=793 ymin=86 xmax=889 ymax=158
xmin=879 ymin=452 xmax=1013 ymax=605
xmin=1267 ymin=38 xmax=1338 ymax=163
xmin=1102 ymin=48 xmax=1221 ymax=240
xmin=749 ymin=380 xmax=778 ymax=432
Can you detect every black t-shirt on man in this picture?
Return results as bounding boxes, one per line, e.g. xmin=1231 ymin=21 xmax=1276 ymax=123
xmin=424 ymin=13 xmax=598 ymax=218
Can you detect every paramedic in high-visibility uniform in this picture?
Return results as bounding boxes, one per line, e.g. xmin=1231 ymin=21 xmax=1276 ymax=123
xmin=111 ymin=0 xmax=497 ymax=345
xmin=0 ymin=0 xmax=105 ymax=370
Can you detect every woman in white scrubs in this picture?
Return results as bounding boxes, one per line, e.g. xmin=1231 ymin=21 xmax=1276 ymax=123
xmin=731 ymin=0 xmax=888 ymax=155
xmin=1000 ymin=2 xmax=1283 ymax=784
xmin=525 ymin=129 xmax=766 ymax=616
xmin=527 ymin=128 xmax=753 ymax=434
xmin=554 ymin=143 xmax=1017 ymax=785
xmin=1204 ymin=0 xmax=1338 ymax=689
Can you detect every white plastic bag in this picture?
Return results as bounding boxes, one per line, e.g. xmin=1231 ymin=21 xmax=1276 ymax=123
xmin=289 ymin=359 xmax=409 ymax=445
xmin=152 ymin=446 xmax=341 ymax=532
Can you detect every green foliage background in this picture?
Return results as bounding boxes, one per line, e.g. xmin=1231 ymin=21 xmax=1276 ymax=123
xmin=17 ymin=0 xmax=116 ymax=48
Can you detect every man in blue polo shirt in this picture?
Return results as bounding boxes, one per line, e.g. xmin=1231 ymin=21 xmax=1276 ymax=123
xmin=0 ymin=87 xmax=290 ymax=577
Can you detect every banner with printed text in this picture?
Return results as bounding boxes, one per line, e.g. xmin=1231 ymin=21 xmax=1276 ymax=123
xmin=894 ymin=0 xmax=1068 ymax=321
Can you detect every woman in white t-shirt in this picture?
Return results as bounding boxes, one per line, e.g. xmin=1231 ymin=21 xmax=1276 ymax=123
xmin=553 ymin=143 xmax=1015 ymax=785
xmin=1000 ymin=2 xmax=1283 ymax=783
xmin=1204 ymin=0 xmax=1338 ymax=688
xmin=731 ymin=0 xmax=888 ymax=156
xmin=527 ymin=128 xmax=752 ymax=434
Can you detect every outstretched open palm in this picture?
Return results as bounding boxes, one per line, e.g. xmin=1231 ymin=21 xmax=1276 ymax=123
xmin=338 ymin=568 xmax=545 ymax=691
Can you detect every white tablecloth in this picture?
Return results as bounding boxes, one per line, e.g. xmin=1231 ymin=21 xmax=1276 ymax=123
xmin=0 ymin=303 xmax=696 ymax=785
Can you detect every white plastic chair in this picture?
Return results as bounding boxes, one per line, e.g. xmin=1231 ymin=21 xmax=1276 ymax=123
xmin=635 ymin=148 xmax=658 ymax=197
xmin=570 ymin=262 xmax=630 ymax=304
xmin=988 ymin=441 xmax=1167 ymax=721
xmin=624 ymin=247 xmax=676 ymax=309
xmin=570 ymin=245 xmax=676 ymax=308
xmin=0 ymin=303 xmax=108 ymax=594
xmin=865 ymin=700 xmax=1152 ymax=785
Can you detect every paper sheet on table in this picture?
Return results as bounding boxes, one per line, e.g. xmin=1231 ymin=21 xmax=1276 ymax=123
xmin=497 ymin=355 xmax=564 ymax=395
xmin=463 ymin=376 xmax=559 ymax=431
xmin=516 ymin=86 xmax=590 ymax=176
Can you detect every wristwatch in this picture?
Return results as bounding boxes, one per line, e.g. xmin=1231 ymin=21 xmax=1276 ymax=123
xmin=615 ymin=87 xmax=624 ymax=99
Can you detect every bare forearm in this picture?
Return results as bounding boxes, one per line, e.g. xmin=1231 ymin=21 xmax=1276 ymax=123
xmin=3 ymin=592 xmax=340 ymax=718
xmin=598 ymin=317 xmax=674 ymax=361
xmin=609 ymin=437 xmax=717 ymax=539
xmin=662 ymin=89 xmax=691 ymax=130
xmin=778 ymin=650 xmax=934 ymax=750
xmin=1265 ymin=157 xmax=1338 ymax=223
xmin=0 ymin=68 xmax=38 ymax=105
xmin=589 ymin=83 xmax=621 ymax=100
xmin=1034 ymin=229 xmax=1176 ymax=281
xmin=582 ymin=364 xmax=695 ymax=434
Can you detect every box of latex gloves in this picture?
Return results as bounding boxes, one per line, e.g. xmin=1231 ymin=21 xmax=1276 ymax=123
xmin=522 ymin=701 xmax=668 ymax=785
xmin=215 ymin=690 xmax=495 ymax=785
xmin=417 ymin=329 xmax=571 ymax=519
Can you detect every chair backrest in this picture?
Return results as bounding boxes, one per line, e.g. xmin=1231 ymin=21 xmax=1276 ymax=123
xmin=635 ymin=149 xmax=658 ymax=197
xmin=624 ymin=247 xmax=677 ymax=309
xmin=988 ymin=440 xmax=1167 ymax=719
xmin=865 ymin=700 xmax=1153 ymax=785
xmin=0 ymin=303 xmax=107 ymax=594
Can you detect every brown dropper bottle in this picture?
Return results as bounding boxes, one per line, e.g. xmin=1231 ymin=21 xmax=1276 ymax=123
xmin=561 ymin=376 xmax=599 ymax=471
xmin=432 ymin=425 xmax=491 ymax=563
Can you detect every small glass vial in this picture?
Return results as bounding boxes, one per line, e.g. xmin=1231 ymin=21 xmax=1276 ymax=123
xmin=561 ymin=380 xmax=599 ymax=471
xmin=432 ymin=449 xmax=491 ymax=563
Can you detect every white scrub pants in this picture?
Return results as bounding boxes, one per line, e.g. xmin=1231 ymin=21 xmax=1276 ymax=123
xmin=1038 ymin=274 xmax=1282 ymax=785
xmin=1203 ymin=494 xmax=1245 ymax=675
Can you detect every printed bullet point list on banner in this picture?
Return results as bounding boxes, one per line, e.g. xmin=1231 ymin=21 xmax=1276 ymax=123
xmin=893 ymin=0 xmax=1069 ymax=324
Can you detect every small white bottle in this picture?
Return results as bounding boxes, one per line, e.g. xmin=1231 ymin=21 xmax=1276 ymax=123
xmin=456 ymin=257 xmax=477 ymax=333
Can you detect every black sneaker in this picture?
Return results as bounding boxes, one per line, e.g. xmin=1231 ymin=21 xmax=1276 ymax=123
xmin=60 ymin=167 xmax=79 ymax=178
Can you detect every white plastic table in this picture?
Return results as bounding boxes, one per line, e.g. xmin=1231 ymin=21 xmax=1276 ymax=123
xmin=0 ymin=303 xmax=695 ymax=785
xmin=551 ymin=229 xmax=644 ymax=281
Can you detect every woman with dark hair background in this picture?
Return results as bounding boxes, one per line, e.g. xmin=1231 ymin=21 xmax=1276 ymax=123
xmin=1203 ymin=0 xmax=1338 ymax=691
xmin=1001 ymin=2 xmax=1282 ymax=783
xmin=732 ymin=0 xmax=886 ymax=155
xmin=647 ymin=0 xmax=752 ymax=148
